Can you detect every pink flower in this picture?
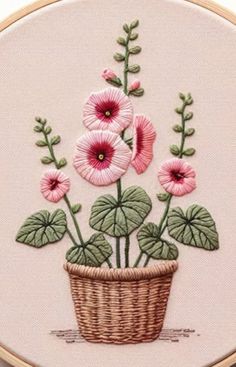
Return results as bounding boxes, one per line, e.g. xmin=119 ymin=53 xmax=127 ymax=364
xmin=129 ymin=79 xmax=141 ymax=91
xmin=73 ymin=130 xmax=132 ymax=186
xmin=102 ymin=68 xmax=117 ymax=81
xmin=83 ymin=87 xmax=133 ymax=134
xmin=158 ymin=158 xmax=196 ymax=196
xmin=131 ymin=115 xmax=156 ymax=174
xmin=40 ymin=169 xmax=70 ymax=203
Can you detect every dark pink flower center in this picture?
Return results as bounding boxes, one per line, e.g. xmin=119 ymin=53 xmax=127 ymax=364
xmin=49 ymin=179 xmax=60 ymax=191
xmin=95 ymin=100 xmax=119 ymax=122
xmin=170 ymin=170 xmax=185 ymax=184
xmin=136 ymin=126 xmax=144 ymax=154
xmin=88 ymin=141 xmax=115 ymax=170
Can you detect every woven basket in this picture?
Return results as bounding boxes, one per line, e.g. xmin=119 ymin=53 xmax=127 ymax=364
xmin=64 ymin=261 xmax=178 ymax=344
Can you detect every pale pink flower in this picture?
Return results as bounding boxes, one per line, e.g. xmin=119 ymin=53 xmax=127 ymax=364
xmin=83 ymin=87 xmax=133 ymax=134
xmin=73 ymin=130 xmax=132 ymax=186
xmin=129 ymin=79 xmax=141 ymax=91
xmin=40 ymin=170 xmax=70 ymax=203
xmin=158 ymin=158 xmax=196 ymax=196
xmin=131 ymin=115 xmax=156 ymax=174
xmin=102 ymin=68 xmax=117 ymax=81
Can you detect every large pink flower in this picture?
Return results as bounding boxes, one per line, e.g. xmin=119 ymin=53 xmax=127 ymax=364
xmin=131 ymin=115 xmax=156 ymax=174
xmin=73 ymin=130 xmax=132 ymax=186
xmin=158 ymin=158 xmax=196 ymax=196
xmin=83 ymin=87 xmax=133 ymax=134
xmin=40 ymin=170 xmax=70 ymax=203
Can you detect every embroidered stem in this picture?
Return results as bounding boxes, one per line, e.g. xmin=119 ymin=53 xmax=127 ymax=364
xmin=116 ymin=237 xmax=121 ymax=268
xmin=123 ymin=28 xmax=132 ymax=95
xmin=106 ymin=258 xmax=113 ymax=268
xmin=36 ymin=119 xmax=85 ymax=247
xmin=125 ymin=236 xmax=130 ymax=267
xmin=133 ymin=251 xmax=144 ymax=267
xmin=66 ymin=228 xmax=79 ymax=246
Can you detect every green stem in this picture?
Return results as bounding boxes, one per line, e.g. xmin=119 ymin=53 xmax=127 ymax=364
xmin=144 ymin=255 xmax=150 ymax=267
xmin=43 ymin=128 xmax=85 ymax=246
xmin=125 ymin=236 xmax=130 ymax=267
xmin=66 ymin=228 xmax=79 ymax=246
xmin=133 ymin=251 xmax=144 ymax=267
xmin=106 ymin=258 xmax=113 ymax=268
xmin=116 ymin=238 xmax=121 ymax=268
xmin=63 ymin=195 xmax=85 ymax=246
xmin=179 ymin=103 xmax=188 ymax=158
xmin=123 ymin=28 xmax=132 ymax=95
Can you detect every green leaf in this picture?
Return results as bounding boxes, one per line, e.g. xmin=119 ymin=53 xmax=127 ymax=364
xmin=137 ymin=223 xmax=179 ymax=260
xmin=16 ymin=209 xmax=67 ymax=248
xmin=58 ymin=158 xmax=67 ymax=168
xmin=66 ymin=233 xmax=113 ymax=267
xmin=157 ymin=193 xmax=170 ymax=202
xmin=128 ymin=64 xmax=141 ymax=73
xmin=106 ymin=77 xmax=122 ymax=87
xmin=51 ymin=135 xmax=61 ymax=145
xmin=117 ymin=37 xmax=126 ymax=46
xmin=184 ymin=112 xmax=193 ymax=121
xmin=170 ymin=144 xmax=180 ymax=156
xmin=113 ymin=52 xmax=125 ymax=62
xmin=45 ymin=126 xmax=52 ymax=134
xmin=179 ymin=92 xmax=186 ymax=101
xmin=129 ymin=46 xmax=142 ymax=54
xmin=130 ymin=33 xmax=138 ymax=40
xmin=123 ymin=23 xmax=129 ymax=33
xmin=35 ymin=140 xmax=47 ymax=147
xmin=183 ymin=148 xmax=195 ymax=156
xmin=186 ymin=93 xmax=193 ymax=105
xmin=172 ymin=124 xmax=183 ymax=133
xmin=129 ymin=88 xmax=144 ymax=97
xmin=185 ymin=128 xmax=195 ymax=136
xmin=175 ymin=107 xmax=183 ymax=114
xmin=167 ymin=205 xmax=219 ymax=250
xmin=72 ymin=204 xmax=81 ymax=214
xmin=34 ymin=125 xmax=42 ymax=133
xmin=41 ymin=156 xmax=54 ymax=164
xmin=89 ymin=186 xmax=152 ymax=237
xmin=130 ymin=19 xmax=139 ymax=29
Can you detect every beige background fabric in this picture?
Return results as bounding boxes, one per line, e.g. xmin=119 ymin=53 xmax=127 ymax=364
xmin=0 ymin=0 xmax=235 ymax=366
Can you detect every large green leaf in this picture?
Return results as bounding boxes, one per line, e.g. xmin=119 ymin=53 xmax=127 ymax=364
xmin=137 ymin=223 xmax=179 ymax=260
xmin=66 ymin=233 xmax=112 ymax=267
xmin=16 ymin=209 xmax=67 ymax=247
xmin=167 ymin=204 xmax=219 ymax=250
xmin=66 ymin=233 xmax=113 ymax=267
xmin=89 ymin=186 xmax=152 ymax=237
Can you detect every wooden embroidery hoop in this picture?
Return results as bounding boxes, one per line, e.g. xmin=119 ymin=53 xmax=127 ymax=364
xmin=0 ymin=0 xmax=235 ymax=366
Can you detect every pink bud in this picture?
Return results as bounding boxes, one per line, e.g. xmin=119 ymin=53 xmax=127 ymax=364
xmin=129 ymin=79 xmax=141 ymax=91
xmin=102 ymin=68 xmax=117 ymax=81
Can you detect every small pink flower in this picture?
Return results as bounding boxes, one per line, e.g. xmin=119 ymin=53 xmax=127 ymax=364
xmin=83 ymin=87 xmax=133 ymax=134
xmin=158 ymin=158 xmax=196 ymax=196
xmin=102 ymin=68 xmax=117 ymax=81
xmin=40 ymin=170 xmax=70 ymax=203
xmin=131 ymin=115 xmax=156 ymax=174
xmin=129 ymin=79 xmax=141 ymax=91
xmin=73 ymin=130 xmax=132 ymax=186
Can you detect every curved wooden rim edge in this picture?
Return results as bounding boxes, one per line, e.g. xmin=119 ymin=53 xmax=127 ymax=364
xmin=0 ymin=0 xmax=235 ymax=366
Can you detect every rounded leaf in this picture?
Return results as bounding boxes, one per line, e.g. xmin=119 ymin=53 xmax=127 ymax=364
xmin=51 ymin=135 xmax=61 ymax=145
xmin=41 ymin=156 xmax=54 ymax=164
xmin=128 ymin=64 xmax=141 ymax=73
xmin=89 ymin=186 xmax=152 ymax=237
xmin=113 ymin=53 xmax=125 ymax=62
xmin=129 ymin=88 xmax=144 ymax=97
xmin=130 ymin=33 xmax=138 ymax=40
xmin=185 ymin=128 xmax=195 ymax=136
xmin=183 ymin=148 xmax=196 ymax=156
xmin=129 ymin=46 xmax=142 ymax=54
xmin=170 ymin=144 xmax=180 ymax=156
xmin=16 ymin=209 xmax=67 ymax=247
xmin=167 ymin=205 xmax=219 ymax=250
xmin=130 ymin=19 xmax=139 ymax=29
xmin=138 ymin=223 xmax=178 ymax=260
xmin=35 ymin=140 xmax=47 ymax=147
xmin=172 ymin=124 xmax=183 ymax=133
xmin=117 ymin=37 xmax=126 ymax=46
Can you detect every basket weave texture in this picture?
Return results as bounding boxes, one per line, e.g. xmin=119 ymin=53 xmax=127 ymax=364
xmin=64 ymin=261 xmax=178 ymax=344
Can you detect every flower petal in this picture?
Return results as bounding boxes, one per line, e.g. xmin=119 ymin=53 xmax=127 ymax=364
xmin=131 ymin=115 xmax=156 ymax=174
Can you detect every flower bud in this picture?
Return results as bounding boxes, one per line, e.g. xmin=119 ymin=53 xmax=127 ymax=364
xmin=129 ymin=79 xmax=141 ymax=91
xmin=101 ymin=68 xmax=117 ymax=81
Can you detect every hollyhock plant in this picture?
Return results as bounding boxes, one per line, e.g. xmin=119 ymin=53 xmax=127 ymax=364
xmin=158 ymin=158 xmax=196 ymax=197
xmin=40 ymin=169 xmax=70 ymax=203
xmin=83 ymin=87 xmax=133 ymax=134
xmin=131 ymin=115 xmax=156 ymax=174
xmin=73 ymin=130 xmax=132 ymax=186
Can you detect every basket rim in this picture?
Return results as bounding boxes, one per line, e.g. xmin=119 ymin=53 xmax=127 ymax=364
xmin=64 ymin=261 xmax=178 ymax=281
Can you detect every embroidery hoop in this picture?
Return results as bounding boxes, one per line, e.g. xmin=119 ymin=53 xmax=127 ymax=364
xmin=0 ymin=0 xmax=235 ymax=366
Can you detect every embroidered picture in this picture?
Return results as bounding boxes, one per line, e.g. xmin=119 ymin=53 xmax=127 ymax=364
xmin=15 ymin=19 xmax=219 ymax=344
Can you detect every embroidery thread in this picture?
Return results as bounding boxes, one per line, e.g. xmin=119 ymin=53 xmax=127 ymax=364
xmin=15 ymin=19 xmax=219 ymax=344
